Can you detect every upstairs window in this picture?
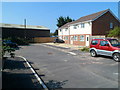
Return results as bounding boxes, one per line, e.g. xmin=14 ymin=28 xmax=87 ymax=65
xmin=73 ymin=25 xmax=78 ymax=29
xmin=65 ymin=28 xmax=68 ymax=31
xmin=110 ymin=22 xmax=113 ymax=29
xmin=81 ymin=23 xmax=85 ymax=28
xmin=88 ymin=22 xmax=91 ymax=25
xmin=60 ymin=29 xmax=62 ymax=32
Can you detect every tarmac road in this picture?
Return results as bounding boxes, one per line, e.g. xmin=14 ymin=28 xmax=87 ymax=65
xmin=15 ymin=44 xmax=118 ymax=89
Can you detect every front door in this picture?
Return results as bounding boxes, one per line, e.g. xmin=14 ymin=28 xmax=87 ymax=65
xmin=70 ymin=36 xmax=73 ymax=44
xmin=86 ymin=35 xmax=89 ymax=46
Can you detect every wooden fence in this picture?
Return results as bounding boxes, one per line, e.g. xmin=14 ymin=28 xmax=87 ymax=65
xmin=33 ymin=37 xmax=57 ymax=43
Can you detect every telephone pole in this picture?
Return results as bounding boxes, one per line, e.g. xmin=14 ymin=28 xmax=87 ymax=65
xmin=24 ymin=19 xmax=27 ymax=39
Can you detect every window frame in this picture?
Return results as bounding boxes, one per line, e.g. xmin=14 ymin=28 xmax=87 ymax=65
xmin=73 ymin=36 xmax=78 ymax=41
xmin=60 ymin=29 xmax=62 ymax=32
xmin=80 ymin=35 xmax=84 ymax=41
xmin=91 ymin=40 xmax=98 ymax=45
xmin=64 ymin=36 xmax=68 ymax=40
xmin=73 ymin=25 xmax=77 ymax=29
xmin=65 ymin=28 xmax=68 ymax=31
xmin=110 ymin=22 xmax=113 ymax=29
xmin=81 ymin=23 xmax=85 ymax=28
xmin=100 ymin=40 xmax=109 ymax=46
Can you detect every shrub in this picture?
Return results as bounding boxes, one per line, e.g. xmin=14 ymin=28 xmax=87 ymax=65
xmin=80 ymin=47 xmax=89 ymax=52
xmin=3 ymin=37 xmax=29 ymax=45
xmin=2 ymin=44 xmax=15 ymax=57
xmin=107 ymin=27 xmax=120 ymax=38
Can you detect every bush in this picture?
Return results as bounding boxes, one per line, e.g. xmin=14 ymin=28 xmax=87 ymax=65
xmin=3 ymin=37 xmax=29 ymax=45
xmin=80 ymin=47 xmax=89 ymax=52
xmin=2 ymin=44 xmax=15 ymax=57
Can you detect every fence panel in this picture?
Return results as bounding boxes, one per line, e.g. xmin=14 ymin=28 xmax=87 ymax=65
xmin=33 ymin=37 xmax=57 ymax=43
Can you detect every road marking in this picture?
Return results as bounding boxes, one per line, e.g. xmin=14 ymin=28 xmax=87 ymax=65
xmin=64 ymin=60 xmax=68 ymax=62
xmin=17 ymin=56 xmax=48 ymax=90
xmin=68 ymin=52 xmax=77 ymax=55
xmin=40 ymin=44 xmax=77 ymax=56
xmin=113 ymin=73 xmax=119 ymax=75
xmin=63 ymin=47 xmax=70 ymax=49
xmin=40 ymin=44 xmax=67 ymax=52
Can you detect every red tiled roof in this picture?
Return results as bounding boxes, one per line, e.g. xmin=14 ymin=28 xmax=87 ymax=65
xmin=59 ymin=9 xmax=109 ymax=29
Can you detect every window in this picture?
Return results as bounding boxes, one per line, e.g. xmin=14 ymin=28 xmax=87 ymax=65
xmin=109 ymin=39 xmax=119 ymax=47
xmin=81 ymin=23 xmax=85 ymax=28
xmin=110 ymin=22 xmax=113 ymax=29
xmin=73 ymin=25 xmax=77 ymax=29
xmin=87 ymin=37 xmax=89 ymax=41
xmin=65 ymin=28 xmax=68 ymax=31
xmin=60 ymin=29 xmax=62 ymax=32
xmin=73 ymin=36 xmax=78 ymax=41
xmin=91 ymin=40 xmax=98 ymax=45
xmin=80 ymin=35 xmax=84 ymax=41
xmin=88 ymin=22 xmax=91 ymax=25
xmin=64 ymin=36 xmax=68 ymax=40
xmin=100 ymin=41 xmax=109 ymax=46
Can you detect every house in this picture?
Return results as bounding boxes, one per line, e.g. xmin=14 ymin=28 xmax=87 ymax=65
xmin=1 ymin=23 xmax=50 ymax=40
xmin=58 ymin=9 xmax=120 ymax=46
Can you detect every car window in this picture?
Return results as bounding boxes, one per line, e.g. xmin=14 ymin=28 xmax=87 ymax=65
xmin=109 ymin=39 xmax=120 ymax=47
xmin=100 ymin=41 xmax=109 ymax=46
xmin=91 ymin=40 xmax=98 ymax=45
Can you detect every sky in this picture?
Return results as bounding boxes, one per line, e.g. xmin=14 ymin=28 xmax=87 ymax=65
xmin=2 ymin=2 xmax=119 ymax=33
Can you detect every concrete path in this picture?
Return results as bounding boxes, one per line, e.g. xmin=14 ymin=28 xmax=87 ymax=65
xmin=42 ymin=43 xmax=84 ymax=50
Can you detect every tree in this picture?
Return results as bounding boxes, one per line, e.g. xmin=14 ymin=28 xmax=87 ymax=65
xmin=53 ymin=30 xmax=58 ymax=36
xmin=65 ymin=16 xmax=74 ymax=23
xmin=50 ymin=32 xmax=54 ymax=37
xmin=107 ymin=27 xmax=120 ymax=38
xmin=50 ymin=30 xmax=58 ymax=37
xmin=56 ymin=16 xmax=74 ymax=28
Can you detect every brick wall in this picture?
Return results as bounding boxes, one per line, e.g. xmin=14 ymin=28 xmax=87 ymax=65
xmin=92 ymin=11 xmax=120 ymax=36
xmin=59 ymin=34 xmax=91 ymax=46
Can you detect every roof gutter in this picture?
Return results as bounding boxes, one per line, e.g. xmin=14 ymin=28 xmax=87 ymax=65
xmin=58 ymin=20 xmax=93 ymax=30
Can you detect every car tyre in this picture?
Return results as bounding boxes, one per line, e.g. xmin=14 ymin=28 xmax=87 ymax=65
xmin=113 ymin=53 xmax=120 ymax=62
xmin=90 ymin=50 xmax=97 ymax=57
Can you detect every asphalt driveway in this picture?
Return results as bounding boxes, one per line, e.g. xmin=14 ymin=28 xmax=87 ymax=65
xmin=15 ymin=44 xmax=118 ymax=89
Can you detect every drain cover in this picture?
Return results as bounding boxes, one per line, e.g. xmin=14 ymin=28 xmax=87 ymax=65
xmin=48 ymin=52 xmax=53 ymax=55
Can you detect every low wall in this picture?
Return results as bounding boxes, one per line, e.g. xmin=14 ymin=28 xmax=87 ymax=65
xmin=33 ymin=37 xmax=57 ymax=43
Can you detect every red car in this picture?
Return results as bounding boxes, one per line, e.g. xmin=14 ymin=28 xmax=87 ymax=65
xmin=90 ymin=38 xmax=120 ymax=62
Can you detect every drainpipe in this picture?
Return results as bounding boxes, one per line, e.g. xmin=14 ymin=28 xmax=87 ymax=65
xmin=68 ymin=25 xmax=70 ymax=44
xmin=24 ymin=19 xmax=27 ymax=39
xmin=62 ymin=28 xmax=63 ymax=40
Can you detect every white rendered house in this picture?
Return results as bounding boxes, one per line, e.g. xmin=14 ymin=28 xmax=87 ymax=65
xmin=58 ymin=9 xmax=120 ymax=46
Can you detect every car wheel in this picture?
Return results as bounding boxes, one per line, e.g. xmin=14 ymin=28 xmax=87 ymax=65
xmin=113 ymin=53 xmax=120 ymax=62
xmin=90 ymin=50 xmax=97 ymax=57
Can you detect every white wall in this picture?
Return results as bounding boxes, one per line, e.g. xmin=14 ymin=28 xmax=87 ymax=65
xmin=58 ymin=21 xmax=92 ymax=36
xmin=70 ymin=22 xmax=92 ymax=35
xmin=58 ymin=28 xmax=69 ymax=36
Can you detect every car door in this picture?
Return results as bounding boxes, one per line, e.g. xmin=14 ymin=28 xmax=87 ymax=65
xmin=98 ymin=40 xmax=111 ymax=56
